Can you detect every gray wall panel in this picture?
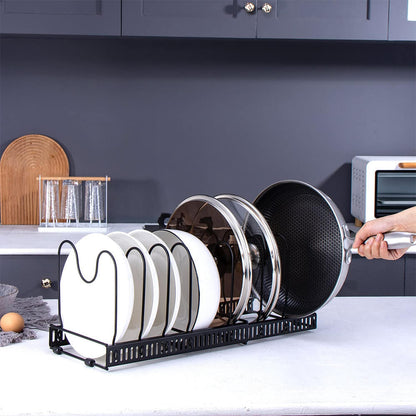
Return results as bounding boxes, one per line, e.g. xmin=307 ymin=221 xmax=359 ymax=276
xmin=1 ymin=37 xmax=414 ymax=224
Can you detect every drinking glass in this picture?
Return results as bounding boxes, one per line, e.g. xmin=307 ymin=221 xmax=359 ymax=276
xmin=84 ymin=180 xmax=105 ymax=225
xmin=60 ymin=179 xmax=82 ymax=225
xmin=41 ymin=179 xmax=59 ymax=226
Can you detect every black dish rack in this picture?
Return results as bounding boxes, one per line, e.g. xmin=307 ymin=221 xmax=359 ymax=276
xmin=49 ymin=238 xmax=317 ymax=370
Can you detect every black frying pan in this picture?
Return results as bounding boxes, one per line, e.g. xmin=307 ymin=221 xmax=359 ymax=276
xmin=253 ymin=180 xmax=352 ymax=318
xmin=253 ymin=180 xmax=416 ymax=318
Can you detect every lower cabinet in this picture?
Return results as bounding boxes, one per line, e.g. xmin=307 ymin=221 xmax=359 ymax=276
xmin=0 ymin=255 xmax=63 ymax=299
xmin=405 ymin=256 xmax=416 ymax=295
xmin=338 ymin=256 xmax=405 ymax=296
xmin=0 ymin=253 xmax=412 ymax=300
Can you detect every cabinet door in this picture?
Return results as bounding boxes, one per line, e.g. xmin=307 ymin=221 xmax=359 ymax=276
xmin=405 ymin=256 xmax=416 ymax=295
xmin=0 ymin=255 xmax=61 ymax=299
xmin=257 ymin=0 xmax=389 ymax=40
xmin=0 ymin=0 xmax=121 ymax=36
xmin=122 ymin=0 xmax=257 ymax=38
xmin=389 ymin=0 xmax=416 ymax=40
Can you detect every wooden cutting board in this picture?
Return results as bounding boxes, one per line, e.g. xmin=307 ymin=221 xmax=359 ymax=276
xmin=0 ymin=134 xmax=69 ymax=224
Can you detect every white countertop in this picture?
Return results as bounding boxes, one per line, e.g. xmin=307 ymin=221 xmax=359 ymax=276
xmin=0 ymin=296 xmax=416 ymax=416
xmin=1 ymin=224 xmax=414 ymax=256
xmin=0 ymin=224 xmax=148 ymax=255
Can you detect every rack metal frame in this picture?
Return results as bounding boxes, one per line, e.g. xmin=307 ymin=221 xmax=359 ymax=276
xmin=49 ymin=239 xmax=317 ymax=370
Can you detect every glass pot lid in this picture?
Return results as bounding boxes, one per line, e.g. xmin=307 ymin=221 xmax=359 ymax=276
xmin=167 ymin=195 xmax=252 ymax=323
xmin=215 ymin=194 xmax=281 ymax=320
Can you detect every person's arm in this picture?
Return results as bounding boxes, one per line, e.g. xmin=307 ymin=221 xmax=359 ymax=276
xmin=352 ymin=206 xmax=416 ymax=260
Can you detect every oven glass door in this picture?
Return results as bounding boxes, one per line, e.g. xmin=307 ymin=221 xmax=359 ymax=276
xmin=375 ymin=170 xmax=416 ymax=217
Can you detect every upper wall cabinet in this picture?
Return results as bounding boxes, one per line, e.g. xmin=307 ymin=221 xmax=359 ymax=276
xmin=0 ymin=0 xmax=410 ymax=41
xmin=122 ymin=0 xmax=389 ymax=40
xmin=257 ymin=0 xmax=389 ymax=40
xmin=122 ymin=0 xmax=256 ymax=38
xmin=389 ymin=0 xmax=416 ymax=40
xmin=0 ymin=0 xmax=121 ymax=36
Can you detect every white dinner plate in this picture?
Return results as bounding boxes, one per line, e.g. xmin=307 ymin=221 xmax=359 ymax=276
xmin=60 ymin=233 xmax=134 ymax=359
xmin=129 ymin=229 xmax=181 ymax=337
xmin=155 ymin=229 xmax=220 ymax=331
xmin=107 ymin=232 xmax=159 ymax=340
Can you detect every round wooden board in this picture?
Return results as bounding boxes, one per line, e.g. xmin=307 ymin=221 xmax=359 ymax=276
xmin=0 ymin=134 xmax=69 ymax=224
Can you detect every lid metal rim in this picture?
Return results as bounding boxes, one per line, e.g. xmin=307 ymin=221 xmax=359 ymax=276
xmin=215 ymin=194 xmax=281 ymax=318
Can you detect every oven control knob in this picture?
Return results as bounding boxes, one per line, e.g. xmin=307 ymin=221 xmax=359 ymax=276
xmin=244 ymin=2 xmax=256 ymax=13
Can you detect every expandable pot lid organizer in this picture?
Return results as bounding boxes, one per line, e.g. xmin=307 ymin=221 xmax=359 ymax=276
xmin=215 ymin=194 xmax=281 ymax=320
xmin=254 ymin=180 xmax=349 ymax=318
xmin=167 ymin=195 xmax=252 ymax=323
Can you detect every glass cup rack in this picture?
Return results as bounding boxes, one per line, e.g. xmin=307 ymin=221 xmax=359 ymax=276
xmin=49 ymin=238 xmax=317 ymax=371
xmin=38 ymin=176 xmax=110 ymax=232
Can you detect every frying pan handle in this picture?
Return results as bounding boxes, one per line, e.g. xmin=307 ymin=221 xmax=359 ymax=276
xmin=349 ymin=231 xmax=416 ymax=254
xmin=380 ymin=231 xmax=416 ymax=250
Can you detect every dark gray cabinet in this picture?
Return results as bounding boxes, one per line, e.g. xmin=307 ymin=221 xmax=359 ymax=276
xmin=122 ymin=0 xmax=256 ymax=38
xmin=388 ymin=0 xmax=416 ymax=40
xmin=0 ymin=0 xmax=408 ymax=41
xmin=0 ymin=0 xmax=121 ymax=36
xmin=1 ymin=253 xmax=410 ymax=299
xmin=0 ymin=255 xmax=62 ymax=299
xmin=122 ymin=0 xmax=389 ymax=40
xmin=338 ymin=256 xmax=405 ymax=296
xmin=405 ymin=256 xmax=416 ymax=295
xmin=257 ymin=0 xmax=389 ymax=40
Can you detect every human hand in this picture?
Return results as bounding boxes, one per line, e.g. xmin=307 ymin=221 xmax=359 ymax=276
xmin=352 ymin=207 xmax=416 ymax=260
xmin=353 ymin=232 xmax=407 ymax=260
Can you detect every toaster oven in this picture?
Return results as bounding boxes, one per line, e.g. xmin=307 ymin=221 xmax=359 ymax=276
xmin=351 ymin=156 xmax=416 ymax=224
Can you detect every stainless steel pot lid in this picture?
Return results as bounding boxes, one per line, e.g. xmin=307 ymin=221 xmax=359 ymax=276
xmin=166 ymin=195 xmax=252 ymax=323
xmin=215 ymin=194 xmax=281 ymax=320
xmin=254 ymin=180 xmax=349 ymax=318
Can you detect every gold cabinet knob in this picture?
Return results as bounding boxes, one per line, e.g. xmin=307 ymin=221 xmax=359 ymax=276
xmin=41 ymin=278 xmax=52 ymax=289
xmin=244 ymin=2 xmax=256 ymax=13
xmin=261 ymin=3 xmax=272 ymax=13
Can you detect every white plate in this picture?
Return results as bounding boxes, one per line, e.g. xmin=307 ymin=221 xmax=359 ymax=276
xmin=60 ymin=233 xmax=134 ymax=358
xmin=155 ymin=229 xmax=220 ymax=331
xmin=129 ymin=229 xmax=181 ymax=337
xmin=107 ymin=232 xmax=159 ymax=340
